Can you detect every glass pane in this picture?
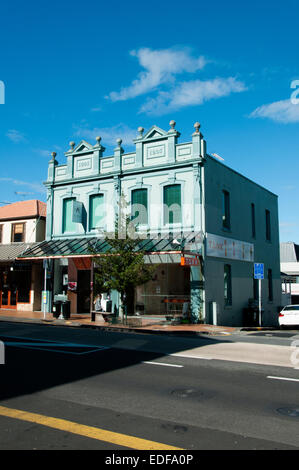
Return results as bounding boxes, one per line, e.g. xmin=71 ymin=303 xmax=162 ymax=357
xmin=1 ymin=288 xmax=8 ymax=305
xmin=10 ymin=289 xmax=17 ymax=306
xmin=222 ymin=191 xmax=230 ymax=228
xmin=62 ymin=198 xmax=76 ymax=233
xmin=132 ymin=189 xmax=148 ymax=225
xmin=90 ymin=195 xmax=104 ymax=230
xmin=164 ymin=185 xmax=181 ymax=224
xmin=224 ymin=264 xmax=232 ymax=305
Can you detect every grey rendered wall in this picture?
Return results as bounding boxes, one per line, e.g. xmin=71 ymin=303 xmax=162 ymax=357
xmin=204 ymin=155 xmax=280 ymax=326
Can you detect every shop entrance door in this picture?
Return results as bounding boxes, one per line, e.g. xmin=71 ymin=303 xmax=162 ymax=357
xmin=0 ymin=271 xmax=17 ymax=309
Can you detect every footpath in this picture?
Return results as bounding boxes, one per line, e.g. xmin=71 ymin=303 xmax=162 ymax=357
xmin=0 ymin=309 xmax=276 ymax=337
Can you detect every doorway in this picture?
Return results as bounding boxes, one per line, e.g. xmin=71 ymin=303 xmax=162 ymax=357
xmin=77 ymin=270 xmax=91 ymax=313
xmin=0 ymin=270 xmax=17 ymax=309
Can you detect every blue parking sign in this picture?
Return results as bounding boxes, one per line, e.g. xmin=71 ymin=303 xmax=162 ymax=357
xmin=254 ymin=263 xmax=264 ymax=279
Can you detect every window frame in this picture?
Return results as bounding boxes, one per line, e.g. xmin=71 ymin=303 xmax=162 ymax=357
xmin=131 ymin=188 xmax=148 ymax=227
xmin=265 ymin=209 xmax=271 ymax=241
xmin=11 ymin=222 xmax=25 ymax=243
xmin=251 ymin=203 xmax=256 ymax=238
xmin=62 ymin=197 xmax=76 ymax=234
xmin=163 ymin=184 xmax=182 ymax=226
xmin=89 ymin=194 xmax=105 ymax=231
xmin=268 ymin=268 xmax=273 ymax=301
xmin=224 ymin=264 xmax=232 ymax=306
xmin=222 ymin=190 xmax=231 ymax=230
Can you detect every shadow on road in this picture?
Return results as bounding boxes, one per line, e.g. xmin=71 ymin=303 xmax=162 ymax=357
xmin=0 ymin=321 xmax=227 ymax=402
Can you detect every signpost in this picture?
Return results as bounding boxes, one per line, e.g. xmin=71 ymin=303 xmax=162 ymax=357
xmin=254 ymin=263 xmax=264 ymax=326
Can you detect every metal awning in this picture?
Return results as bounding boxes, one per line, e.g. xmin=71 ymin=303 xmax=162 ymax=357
xmin=0 ymin=243 xmax=37 ymax=262
xmin=16 ymin=236 xmax=195 ymax=260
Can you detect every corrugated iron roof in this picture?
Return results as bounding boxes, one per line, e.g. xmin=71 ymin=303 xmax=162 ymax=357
xmin=0 ymin=243 xmax=37 ymax=261
xmin=280 ymin=242 xmax=299 ymax=262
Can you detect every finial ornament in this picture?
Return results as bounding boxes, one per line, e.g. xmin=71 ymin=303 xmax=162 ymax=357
xmin=138 ymin=126 xmax=144 ymax=137
xmin=69 ymin=141 xmax=75 ymax=150
xmin=96 ymin=136 xmax=101 ymax=144
xmin=116 ymin=138 xmax=122 ymax=146
xmin=51 ymin=151 xmax=57 ymax=160
xmin=194 ymin=122 xmax=201 ymax=133
xmin=169 ymin=120 xmax=176 ymax=130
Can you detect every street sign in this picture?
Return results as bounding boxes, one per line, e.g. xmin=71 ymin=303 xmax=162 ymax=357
xmin=254 ymin=263 xmax=264 ymax=280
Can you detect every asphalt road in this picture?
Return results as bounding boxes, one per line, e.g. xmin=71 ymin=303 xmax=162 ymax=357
xmin=0 ymin=321 xmax=299 ymax=451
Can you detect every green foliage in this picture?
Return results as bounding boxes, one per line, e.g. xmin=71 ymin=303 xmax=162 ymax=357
xmin=91 ymin=197 xmax=156 ymax=305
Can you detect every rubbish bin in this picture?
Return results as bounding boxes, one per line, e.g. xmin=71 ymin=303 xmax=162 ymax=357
xmin=61 ymin=300 xmax=71 ymax=320
xmin=53 ymin=301 xmax=62 ymax=319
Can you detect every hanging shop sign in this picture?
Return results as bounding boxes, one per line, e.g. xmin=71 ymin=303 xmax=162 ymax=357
xmin=180 ymin=254 xmax=201 ymax=266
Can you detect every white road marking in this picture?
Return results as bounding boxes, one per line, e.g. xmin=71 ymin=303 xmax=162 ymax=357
xmin=267 ymin=376 xmax=299 ymax=383
xmin=142 ymin=361 xmax=183 ymax=368
xmin=169 ymin=353 xmax=213 ymax=360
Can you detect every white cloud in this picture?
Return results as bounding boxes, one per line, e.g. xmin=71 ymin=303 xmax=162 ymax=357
xmin=73 ymin=123 xmax=138 ymax=147
xmin=250 ymin=99 xmax=299 ymax=123
xmin=107 ymin=47 xmax=207 ymax=102
xmin=0 ymin=178 xmax=44 ymax=194
xmin=140 ymin=77 xmax=247 ymax=115
xmin=6 ymin=129 xmax=26 ymax=143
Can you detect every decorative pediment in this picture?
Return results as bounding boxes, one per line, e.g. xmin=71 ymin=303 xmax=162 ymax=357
xmin=141 ymin=125 xmax=168 ymax=141
xmin=65 ymin=140 xmax=94 ymax=156
xmin=73 ymin=140 xmax=94 ymax=153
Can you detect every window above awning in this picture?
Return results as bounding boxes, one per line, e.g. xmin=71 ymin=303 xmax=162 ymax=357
xmin=16 ymin=236 xmax=198 ymax=260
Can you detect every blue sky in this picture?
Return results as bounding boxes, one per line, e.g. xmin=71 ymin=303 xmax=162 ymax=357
xmin=0 ymin=0 xmax=298 ymax=242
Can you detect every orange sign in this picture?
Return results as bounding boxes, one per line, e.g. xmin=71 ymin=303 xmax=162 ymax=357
xmin=180 ymin=254 xmax=200 ymax=266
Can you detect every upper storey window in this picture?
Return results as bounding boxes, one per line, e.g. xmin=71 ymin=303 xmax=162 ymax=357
xmin=222 ymin=190 xmax=230 ymax=230
xmin=163 ymin=184 xmax=181 ymax=225
xmin=62 ymin=198 xmax=76 ymax=234
xmin=265 ymin=209 xmax=271 ymax=241
xmin=131 ymin=189 xmax=148 ymax=226
xmin=89 ymin=194 xmax=105 ymax=231
xmin=11 ymin=223 xmax=25 ymax=242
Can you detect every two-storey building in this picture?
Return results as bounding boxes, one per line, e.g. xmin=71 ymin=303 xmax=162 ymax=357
xmin=0 ymin=200 xmax=46 ymax=311
xmin=19 ymin=121 xmax=281 ymax=326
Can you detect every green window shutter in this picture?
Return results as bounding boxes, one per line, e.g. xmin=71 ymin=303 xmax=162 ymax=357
xmin=62 ymin=198 xmax=76 ymax=233
xmin=131 ymin=189 xmax=148 ymax=225
xmin=163 ymin=184 xmax=181 ymax=224
xmin=90 ymin=194 xmax=104 ymax=230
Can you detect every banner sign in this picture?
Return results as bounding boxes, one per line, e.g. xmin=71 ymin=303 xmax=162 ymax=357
xmin=206 ymin=233 xmax=254 ymax=262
